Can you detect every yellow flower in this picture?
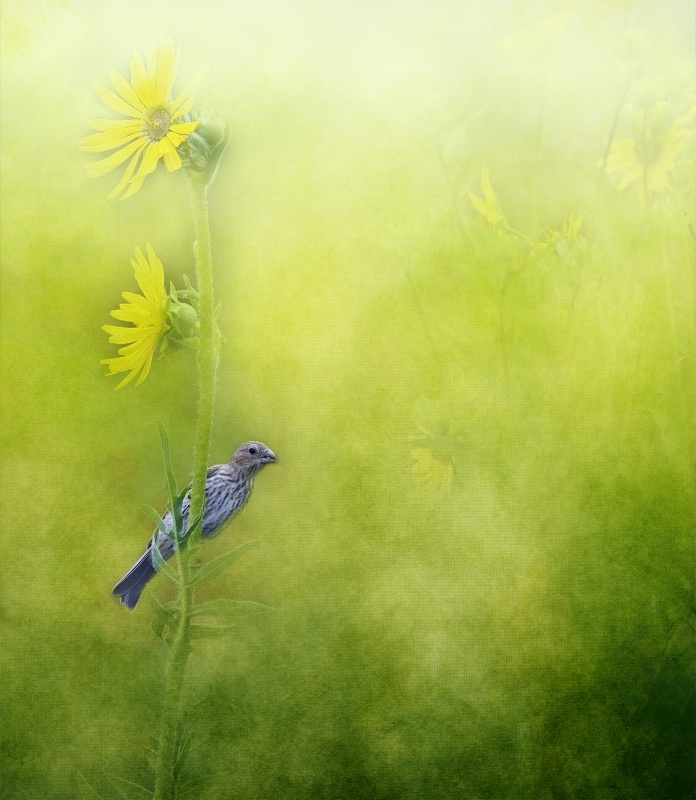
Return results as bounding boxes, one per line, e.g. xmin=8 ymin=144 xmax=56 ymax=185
xmin=604 ymin=106 xmax=695 ymax=206
xmin=562 ymin=212 xmax=583 ymax=243
xmin=469 ymin=167 xmax=505 ymax=231
xmin=80 ymin=45 xmax=199 ymax=199
xmin=538 ymin=213 xmax=583 ymax=253
xmin=102 ymin=245 xmax=169 ymax=389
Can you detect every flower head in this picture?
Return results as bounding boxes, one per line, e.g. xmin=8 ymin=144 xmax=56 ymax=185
xmin=469 ymin=168 xmax=505 ymax=232
xmin=537 ymin=212 xmax=584 ymax=259
xmin=102 ymin=245 xmax=170 ymax=388
xmin=80 ymin=45 xmax=199 ymax=199
xmin=604 ymin=104 xmax=695 ymax=206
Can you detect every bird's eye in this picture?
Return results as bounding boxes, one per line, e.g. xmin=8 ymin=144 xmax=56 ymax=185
xmin=248 ymin=446 xmax=258 ymax=455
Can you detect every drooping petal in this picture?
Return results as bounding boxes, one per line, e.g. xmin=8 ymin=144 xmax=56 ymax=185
xmin=109 ymin=70 xmax=148 ymax=114
xmin=95 ymin=85 xmax=144 ymax=119
xmin=170 ymin=120 xmax=199 ymax=135
xmin=135 ymin=349 xmax=155 ymax=385
xmin=102 ymin=324 xmax=150 ymax=344
xmin=80 ymin=127 xmax=144 ymax=154
xmin=107 ymin=144 xmax=146 ymax=199
xmin=85 ymin=138 xmax=147 ymax=177
xmin=87 ymin=118 xmax=142 ymax=133
xmin=166 ymin=130 xmax=185 ymax=148
xmin=114 ymin=367 xmax=141 ymax=390
xmin=169 ymin=88 xmax=194 ymax=120
xmin=162 ymin=138 xmax=182 ymax=171
xmin=120 ymin=142 xmax=165 ymax=199
xmin=111 ymin=305 xmax=153 ymax=324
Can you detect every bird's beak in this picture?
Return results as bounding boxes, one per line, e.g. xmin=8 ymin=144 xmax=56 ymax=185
xmin=263 ymin=448 xmax=278 ymax=464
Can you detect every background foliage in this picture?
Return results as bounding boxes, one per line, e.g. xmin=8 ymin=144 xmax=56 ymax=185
xmin=2 ymin=1 xmax=694 ymax=798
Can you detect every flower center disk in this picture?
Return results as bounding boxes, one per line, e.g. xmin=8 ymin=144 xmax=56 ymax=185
xmin=147 ymin=110 xmax=171 ymax=142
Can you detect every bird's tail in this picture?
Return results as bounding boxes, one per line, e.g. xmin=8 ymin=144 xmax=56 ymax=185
xmin=112 ymin=546 xmax=157 ymax=610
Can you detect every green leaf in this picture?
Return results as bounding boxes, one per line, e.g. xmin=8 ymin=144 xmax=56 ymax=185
xmin=150 ymin=536 xmax=180 ymax=585
xmin=142 ymin=505 xmax=173 ymax=540
xmin=77 ymin=771 xmax=106 ymax=800
xmin=167 ymin=486 xmax=190 ymax=543
xmin=174 ymin=731 xmax=192 ymax=781
xmin=108 ymin=775 xmax=153 ymax=800
xmin=148 ymin=592 xmax=179 ymax=626
xmin=151 ymin=617 xmax=166 ymax=641
xmin=188 ymin=623 xmax=237 ymax=639
xmin=158 ymin=422 xmax=179 ymax=505
xmin=187 ymin=506 xmax=204 ymax=536
xmin=177 ymin=772 xmax=232 ymax=797
xmin=189 ymin=599 xmax=273 ymax=620
xmin=189 ymin=540 xmax=260 ymax=586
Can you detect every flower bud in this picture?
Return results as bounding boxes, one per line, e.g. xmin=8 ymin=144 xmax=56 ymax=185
xmin=167 ymin=302 xmax=199 ymax=340
xmin=180 ymin=110 xmax=230 ymax=184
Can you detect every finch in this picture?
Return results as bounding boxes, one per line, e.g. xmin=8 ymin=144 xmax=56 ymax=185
xmin=112 ymin=441 xmax=278 ymax=609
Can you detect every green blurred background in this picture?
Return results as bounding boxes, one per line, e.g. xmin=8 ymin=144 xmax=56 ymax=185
xmin=2 ymin=1 xmax=695 ymax=798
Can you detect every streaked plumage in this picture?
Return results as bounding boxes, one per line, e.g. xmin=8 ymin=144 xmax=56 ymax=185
xmin=112 ymin=441 xmax=277 ymax=609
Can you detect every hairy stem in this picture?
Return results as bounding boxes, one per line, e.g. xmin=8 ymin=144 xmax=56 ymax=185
xmin=153 ymin=556 xmax=192 ymax=800
xmin=187 ymin=175 xmax=218 ymax=555
xmin=153 ymin=175 xmax=218 ymax=800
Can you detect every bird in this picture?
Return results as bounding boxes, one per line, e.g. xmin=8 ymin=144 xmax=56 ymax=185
xmin=112 ymin=441 xmax=278 ymax=609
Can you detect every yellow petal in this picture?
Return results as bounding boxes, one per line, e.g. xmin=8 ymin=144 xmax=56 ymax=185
xmin=107 ymin=144 xmax=146 ymax=199
xmin=169 ymin=89 xmax=194 ymax=120
xmin=118 ymin=292 xmax=151 ymax=311
xmin=109 ymin=69 xmax=148 ymax=114
xmin=96 ymin=85 xmax=144 ymax=119
xmin=103 ymin=327 xmax=143 ymax=344
xmin=85 ymin=138 xmax=147 ymax=178
xmin=115 ymin=367 xmax=141 ymax=390
xmin=129 ymin=52 xmax=155 ymax=109
xmin=146 ymin=243 xmax=165 ymax=298
xmin=116 ymin=338 xmax=156 ymax=356
xmin=162 ymin=138 xmax=182 ymax=171
xmin=87 ymin=118 xmax=142 ymax=133
xmin=166 ymin=130 xmax=184 ymax=148
xmin=80 ymin=127 xmax=144 ymax=154
xmin=120 ymin=143 xmax=163 ymax=199
xmin=134 ymin=141 xmax=165 ymax=179
xmin=111 ymin=305 xmax=152 ymax=324
xmin=155 ymin=44 xmax=177 ymax=105
xmin=135 ymin=349 xmax=155 ymax=385
xmin=132 ymin=247 xmax=162 ymax=307
xmin=170 ymin=120 xmax=199 ymax=135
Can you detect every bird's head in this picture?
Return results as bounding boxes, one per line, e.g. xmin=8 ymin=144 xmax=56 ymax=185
xmin=231 ymin=441 xmax=278 ymax=472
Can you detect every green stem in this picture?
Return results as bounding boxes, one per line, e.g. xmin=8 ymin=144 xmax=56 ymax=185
xmin=153 ymin=175 xmax=218 ymax=800
xmin=153 ymin=555 xmax=192 ymax=800
xmin=187 ymin=175 xmax=218 ymax=554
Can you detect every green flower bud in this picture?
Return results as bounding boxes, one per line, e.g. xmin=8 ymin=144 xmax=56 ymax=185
xmin=180 ymin=110 xmax=230 ymax=185
xmin=167 ymin=302 xmax=199 ymax=340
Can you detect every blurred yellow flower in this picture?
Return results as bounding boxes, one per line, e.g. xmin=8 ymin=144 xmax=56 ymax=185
xmin=604 ymin=106 xmax=695 ymax=206
xmin=102 ymin=245 xmax=169 ymax=389
xmin=538 ymin=213 xmax=583 ymax=253
xmin=80 ymin=44 xmax=199 ymax=199
xmin=469 ymin=167 xmax=505 ymax=231
xmin=562 ymin=212 xmax=583 ymax=243
xmin=410 ymin=446 xmax=454 ymax=496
